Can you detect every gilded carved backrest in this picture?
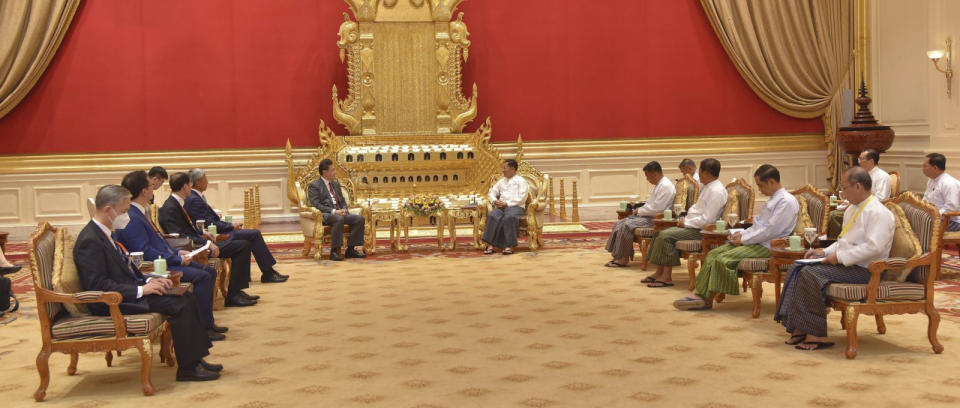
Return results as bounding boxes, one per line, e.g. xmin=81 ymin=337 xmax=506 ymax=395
xmin=725 ymin=178 xmax=755 ymax=221
xmin=792 ymin=184 xmax=829 ymax=233
xmin=791 ymin=193 xmax=815 ymax=235
xmin=888 ymin=171 xmax=901 ymax=197
xmin=673 ymin=174 xmax=699 ymax=211
xmin=335 ymin=0 xmax=477 ymax=136
xmin=724 ymin=188 xmax=740 ymax=221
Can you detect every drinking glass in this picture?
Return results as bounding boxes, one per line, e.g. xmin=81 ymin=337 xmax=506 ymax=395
xmin=672 ymin=204 xmax=683 ymax=217
xmin=196 ymin=219 xmax=206 ymax=231
xmin=128 ymin=252 xmax=144 ymax=268
xmin=725 ymin=213 xmax=739 ymax=228
xmin=803 ymin=227 xmax=818 ymax=249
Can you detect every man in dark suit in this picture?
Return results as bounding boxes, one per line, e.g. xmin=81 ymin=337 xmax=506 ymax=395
xmin=307 ymin=159 xmax=366 ymax=261
xmin=76 ymin=184 xmax=221 ymax=381
xmin=157 ymin=172 xmax=259 ymax=307
xmin=113 ymin=171 xmax=231 ymax=339
xmin=184 ymin=168 xmax=288 ymax=283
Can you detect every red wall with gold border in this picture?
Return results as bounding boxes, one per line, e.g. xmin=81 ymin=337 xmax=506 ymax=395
xmin=0 ymin=0 xmax=821 ymax=155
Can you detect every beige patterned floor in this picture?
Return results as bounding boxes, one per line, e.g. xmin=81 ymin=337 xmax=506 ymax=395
xmin=2 ymin=248 xmax=959 ymax=407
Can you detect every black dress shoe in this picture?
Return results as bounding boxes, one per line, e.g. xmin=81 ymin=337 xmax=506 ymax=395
xmin=345 ymin=249 xmax=367 ymax=259
xmin=0 ymin=265 xmax=21 ymax=275
xmin=199 ymin=359 xmax=223 ymax=372
xmin=176 ymin=364 xmax=220 ymax=382
xmin=329 ymin=251 xmax=345 ymax=261
xmin=225 ymin=294 xmax=257 ymax=307
xmin=210 ymin=325 xmax=229 ymax=333
xmin=207 ymin=330 xmax=226 ymax=341
xmin=260 ymin=272 xmax=288 ymax=283
xmin=239 ymin=290 xmax=260 ymax=300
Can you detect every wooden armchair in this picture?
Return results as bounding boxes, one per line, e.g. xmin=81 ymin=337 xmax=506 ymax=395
xmin=677 ymin=178 xmax=755 ymax=291
xmin=941 ymin=211 xmax=960 ymax=252
xmin=888 ymin=170 xmax=901 ymax=197
xmin=826 ymin=192 xmax=945 ymax=359
xmin=735 ymin=184 xmax=829 ymax=318
xmin=635 ymin=174 xmax=698 ymax=270
xmin=27 ymin=222 xmax=174 ymax=401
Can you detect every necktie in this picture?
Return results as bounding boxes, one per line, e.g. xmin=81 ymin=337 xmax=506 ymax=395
xmin=328 ymin=181 xmax=340 ymax=209
xmin=113 ymin=240 xmax=139 ymax=280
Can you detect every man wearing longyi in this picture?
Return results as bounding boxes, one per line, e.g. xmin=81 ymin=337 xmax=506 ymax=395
xmin=775 ymin=167 xmax=894 ymax=351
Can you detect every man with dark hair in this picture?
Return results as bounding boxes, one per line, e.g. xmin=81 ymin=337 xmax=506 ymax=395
xmin=826 ymin=150 xmax=892 ymax=238
xmin=307 ymin=159 xmax=366 ymax=261
xmin=76 ymin=184 xmax=222 ymax=381
xmin=113 ymin=171 xmax=227 ymax=340
xmin=604 ymin=161 xmax=676 ymax=267
xmin=645 ymin=158 xmax=726 ymax=287
xmin=158 ymin=172 xmax=261 ymax=307
xmin=674 ymin=164 xmax=798 ymax=310
xmin=922 ymin=153 xmax=960 ymax=231
xmin=776 ymin=166 xmax=894 ymax=350
xmin=482 ymin=159 xmax=529 ymax=255
xmin=183 ymin=168 xmax=288 ymax=282
xmin=148 ymin=167 xmax=169 ymax=191
xmin=679 ymin=158 xmax=700 ymax=187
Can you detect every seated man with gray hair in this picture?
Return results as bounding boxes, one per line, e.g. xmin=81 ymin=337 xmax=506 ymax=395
xmin=183 ymin=168 xmax=289 ymax=283
xmin=776 ymin=167 xmax=895 ymax=351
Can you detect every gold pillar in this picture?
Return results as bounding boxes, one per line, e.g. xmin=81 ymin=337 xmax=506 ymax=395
xmin=571 ymin=180 xmax=580 ymax=223
xmin=547 ymin=175 xmax=555 ymax=216
xmin=559 ymin=179 xmax=566 ymax=219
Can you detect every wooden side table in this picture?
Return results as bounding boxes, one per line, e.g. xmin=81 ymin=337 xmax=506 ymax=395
xmin=616 ymin=211 xmax=632 ymax=220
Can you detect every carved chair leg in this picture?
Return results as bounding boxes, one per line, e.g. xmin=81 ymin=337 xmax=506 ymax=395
xmin=750 ymin=275 xmax=763 ymax=319
xmin=34 ymin=348 xmax=52 ymax=402
xmin=874 ymin=313 xmax=887 ymax=334
xmin=105 ymin=351 xmax=114 ymax=367
xmin=714 ymin=293 xmax=725 ymax=303
xmin=844 ymin=308 xmax=860 ymax=359
xmin=686 ymin=253 xmax=699 ymax=292
xmin=301 ymin=237 xmax=313 ymax=257
xmin=67 ymin=352 xmax=79 ymax=375
xmin=160 ymin=324 xmax=175 ymax=367
xmin=840 ymin=309 xmax=847 ymax=330
xmin=926 ymin=304 xmax=944 ymax=354
xmin=136 ymin=341 xmax=155 ymax=396
xmin=640 ymin=239 xmax=651 ymax=271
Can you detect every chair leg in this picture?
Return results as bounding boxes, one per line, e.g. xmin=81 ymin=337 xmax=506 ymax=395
xmin=686 ymin=253 xmax=699 ymax=292
xmin=67 ymin=352 xmax=79 ymax=375
xmin=301 ymin=237 xmax=313 ymax=257
xmin=136 ymin=340 xmax=155 ymax=396
xmin=750 ymin=275 xmax=763 ymax=319
xmin=926 ymin=304 xmax=945 ymax=354
xmin=874 ymin=313 xmax=886 ymax=334
xmin=640 ymin=239 xmax=651 ymax=271
xmin=160 ymin=324 xmax=175 ymax=367
xmin=840 ymin=309 xmax=847 ymax=330
xmin=844 ymin=308 xmax=860 ymax=359
xmin=105 ymin=351 xmax=113 ymax=367
xmin=34 ymin=348 xmax=52 ymax=402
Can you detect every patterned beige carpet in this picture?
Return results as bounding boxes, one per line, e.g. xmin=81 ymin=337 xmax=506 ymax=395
xmin=2 ymin=248 xmax=959 ymax=407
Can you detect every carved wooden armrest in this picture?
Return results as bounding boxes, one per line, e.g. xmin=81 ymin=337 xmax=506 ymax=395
xmin=215 ymin=234 xmax=230 ymax=242
xmin=770 ymin=237 xmax=789 ymax=248
xmin=35 ymin=287 xmax=129 ymax=337
xmin=864 ymin=252 xmax=933 ymax=303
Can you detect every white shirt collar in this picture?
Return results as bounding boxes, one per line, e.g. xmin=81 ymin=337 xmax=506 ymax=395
xmin=191 ymin=189 xmax=203 ymax=197
xmin=130 ymin=202 xmax=145 ymax=213
xmin=91 ymin=218 xmax=115 ymax=246
xmin=172 ymin=193 xmax=185 ymax=207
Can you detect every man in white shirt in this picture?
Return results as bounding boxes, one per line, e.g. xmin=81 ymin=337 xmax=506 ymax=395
xmin=776 ymin=167 xmax=895 ymax=351
xmin=679 ymin=158 xmax=701 ymax=188
xmin=482 ymin=159 xmax=530 ymax=255
xmin=645 ymin=159 xmax=727 ymax=287
xmin=604 ymin=161 xmax=676 ymax=267
xmin=674 ymin=165 xmax=798 ymax=310
xmin=827 ymin=149 xmax=893 ymax=237
xmin=922 ymin=153 xmax=960 ymax=231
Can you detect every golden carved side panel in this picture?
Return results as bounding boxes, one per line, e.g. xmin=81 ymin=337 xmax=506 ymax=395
xmin=372 ymin=22 xmax=437 ymax=135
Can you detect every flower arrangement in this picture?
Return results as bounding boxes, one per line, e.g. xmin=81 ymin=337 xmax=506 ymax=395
xmin=403 ymin=193 xmax=445 ymax=216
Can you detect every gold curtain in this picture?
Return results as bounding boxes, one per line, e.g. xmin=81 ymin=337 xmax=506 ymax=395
xmin=0 ymin=0 xmax=81 ymax=119
xmin=700 ymin=0 xmax=855 ymax=188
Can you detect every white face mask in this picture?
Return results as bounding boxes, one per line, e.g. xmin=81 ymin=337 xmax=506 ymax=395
xmin=110 ymin=208 xmax=130 ymax=230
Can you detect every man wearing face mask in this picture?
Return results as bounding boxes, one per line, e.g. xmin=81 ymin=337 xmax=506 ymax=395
xmin=75 ymin=185 xmax=222 ymax=381
xmin=113 ymin=170 xmax=231 ymax=340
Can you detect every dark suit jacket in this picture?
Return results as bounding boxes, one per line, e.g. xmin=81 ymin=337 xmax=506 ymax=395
xmin=183 ymin=190 xmax=234 ymax=233
xmin=307 ymin=179 xmax=348 ymax=214
xmin=113 ymin=204 xmax=183 ymax=267
xmin=159 ymin=195 xmax=205 ymax=246
xmin=74 ymin=221 xmax=150 ymax=315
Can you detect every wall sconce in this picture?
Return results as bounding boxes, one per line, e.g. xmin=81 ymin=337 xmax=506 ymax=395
xmin=927 ymin=37 xmax=953 ymax=98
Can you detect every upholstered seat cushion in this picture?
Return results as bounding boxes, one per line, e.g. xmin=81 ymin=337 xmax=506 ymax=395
xmin=736 ymin=258 xmax=791 ymax=273
xmin=51 ymin=311 xmax=165 ymax=340
xmin=826 ymin=281 xmax=926 ymax=302
xmin=633 ymin=227 xmax=655 ymax=238
xmin=675 ymin=240 xmax=701 ymax=252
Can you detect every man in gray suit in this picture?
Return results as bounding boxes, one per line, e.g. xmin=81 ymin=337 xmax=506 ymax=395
xmin=307 ymin=159 xmax=366 ymax=261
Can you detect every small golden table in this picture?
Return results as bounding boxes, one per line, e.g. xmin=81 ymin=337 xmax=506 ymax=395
xmin=443 ymin=206 xmax=481 ymax=250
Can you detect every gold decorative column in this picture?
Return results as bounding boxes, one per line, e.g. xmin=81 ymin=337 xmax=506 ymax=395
xmin=547 ymin=176 xmax=555 ymax=216
xmin=571 ymin=180 xmax=580 ymax=223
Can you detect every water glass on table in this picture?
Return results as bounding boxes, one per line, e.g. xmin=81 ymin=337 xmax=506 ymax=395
xmin=725 ymin=213 xmax=739 ymax=229
xmin=803 ymin=227 xmax=818 ymax=249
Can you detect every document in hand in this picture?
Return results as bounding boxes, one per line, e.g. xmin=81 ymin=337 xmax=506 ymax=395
xmin=795 ymin=258 xmax=825 ymax=265
xmin=186 ymin=240 xmax=213 ymax=258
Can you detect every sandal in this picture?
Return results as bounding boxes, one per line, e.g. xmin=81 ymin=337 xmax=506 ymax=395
xmin=646 ymin=280 xmax=675 ymax=288
xmin=502 ymin=248 xmax=514 ymax=255
xmin=672 ymin=297 xmax=706 ymax=310
xmin=785 ymin=334 xmax=807 ymax=345
xmin=605 ymin=261 xmax=628 ymax=268
xmin=483 ymin=247 xmax=495 ymax=255
xmin=795 ymin=341 xmax=834 ymax=351
xmin=640 ymin=276 xmax=657 ymax=284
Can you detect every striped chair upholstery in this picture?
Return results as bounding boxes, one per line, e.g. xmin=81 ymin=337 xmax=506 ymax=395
xmin=51 ymin=309 xmax=165 ymax=340
xmin=800 ymin=191 xmax=826 ymax=232
xmin=633 ymin=227 xmax=655 ymax=238
xmin=899 ymin=201 xmax=933 ymax=283
xmin=826 ymin=281 xmax=925 ymax=301
xmin=675 ymin=240 xmax=701 ymax=252
xmin=727 ymin=182 xmax=753 ymax=222
xmin=31 ymin=228 xmax=62 ymax=320
xmin=736 ymin=258 xmax=791 ymax=273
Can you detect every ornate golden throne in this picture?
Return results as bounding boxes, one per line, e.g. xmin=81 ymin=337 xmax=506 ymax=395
xmin=285 ymin=0 xmax=546 ymax=257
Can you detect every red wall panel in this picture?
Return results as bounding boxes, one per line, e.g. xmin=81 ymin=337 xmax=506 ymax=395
xmin=0 ymin=0 xmax=821 ymax=155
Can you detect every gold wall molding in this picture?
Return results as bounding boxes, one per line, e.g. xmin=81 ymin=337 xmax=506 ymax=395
xmin=0 ymin=133 xmax=825 ymax=174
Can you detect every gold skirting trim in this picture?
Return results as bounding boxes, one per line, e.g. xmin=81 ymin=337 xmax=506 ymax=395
xmin=0 ymin=133 xmax=824 ymax=174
